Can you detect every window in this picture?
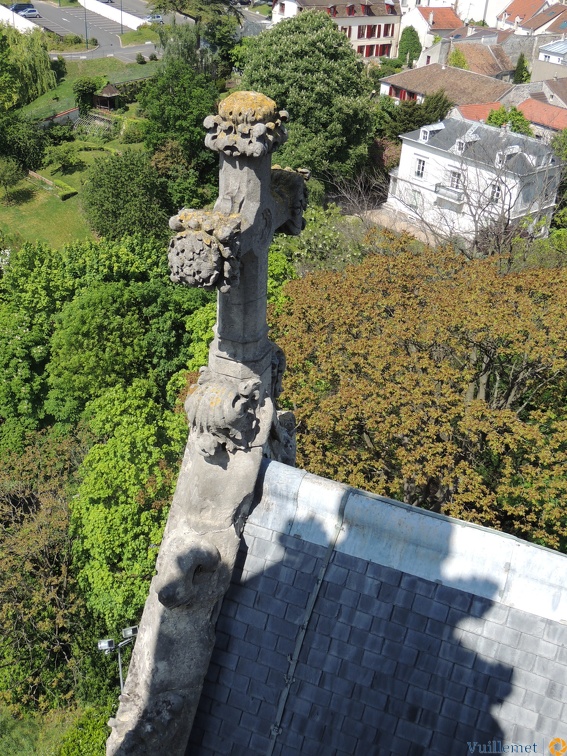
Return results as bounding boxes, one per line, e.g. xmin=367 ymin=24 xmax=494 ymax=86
xmin=376 ymin=24 xmax=381 ymax=37
xmin=361 ymin=2 xmax=370 ymax=14
xmin=358 ymin=45 xmax=365 ymax=54
xmin=347 ymin=25 xmax=352 ymax=37
xmin=365 ymin=45 xmax=375 ymax=57
xmin=495 ymin=152 xmax=503 ymax=168
xmin=426 ymin=55 xmax=431 ymax=64
xmin=383 ymin=23 xmax=392 ymax=36
xmin=358 ymin=25 xmax=365 ymax=38
xmin=279 ymin=1 xmax=285 ymax=12
xmin=420 ymin=129 xmax=429 ymax=142
xmin=347 ymin=3 xmax=355 ymax=14
xmin=456 ymin=139 xmax=465 ymax=153
xmin=378 ymin=43 xmax=391 ymax=57
xmin=449 ymin=170 xmax=461 ymax=189
xmin=544 ymin=54 xmax=551 ymax=62
xmin=367 ymin=24 xmax=377 ymax=37
xmin=415 ymin=158 xmax=426 ymax=179
xmin=490 ymin=182 xmax=502 ymax=202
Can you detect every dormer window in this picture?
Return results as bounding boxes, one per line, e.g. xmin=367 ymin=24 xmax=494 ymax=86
xmin=420 ymin=129 xmax=429 ymax=142
xmin=495 ymin=152 xmax=503 ymax=168
xmin=347 ymin=3 xmax=355 ymax=14
xmin=456 ymin=139 xmax=465 ymax=153
xmin=328 ymin=4 xmax=337 ymax=15
xmin=361 ymin=2 xmax=370 ymax=15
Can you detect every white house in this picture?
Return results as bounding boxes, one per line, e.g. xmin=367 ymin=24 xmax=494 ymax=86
xmin=270 ymin=0 xmax=402 ymax=59
xmin=386 ymin=117 xmax=560 ymax=244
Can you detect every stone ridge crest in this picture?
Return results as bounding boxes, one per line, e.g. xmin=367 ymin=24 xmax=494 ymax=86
xmin=204 ymin=91 xmax=288 ymax=158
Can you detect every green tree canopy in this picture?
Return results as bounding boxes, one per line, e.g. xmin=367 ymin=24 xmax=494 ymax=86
xmin=241 ymin=11 xmax=375 ymax=176
xmin=377 ymin=89 xmax=453 ymax=141
xmin=513 ymin=52 xmax=530 ymax=84
xmin=486 ymin=105 xmax=533 ymax=136
xmin=447 ymin=47 xmax=468 ymax=69
xmin=82 ymin=151 xmax=171 ymax=240
xmin=0 ymin=112 xmax=46 ymax=170
xmin=0 ymin=26 xmax=56 ymax=109
xmin=273 ymin=233 xmax=567 ymax=551
xmin=398 ymin=26 xmax=421 ymax=66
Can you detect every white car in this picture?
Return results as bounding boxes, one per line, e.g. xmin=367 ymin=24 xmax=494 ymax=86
xmin=144 ymin=14 xmax=163 ymax=23
xmin=18 ymin=6 xmax=40 ymax=16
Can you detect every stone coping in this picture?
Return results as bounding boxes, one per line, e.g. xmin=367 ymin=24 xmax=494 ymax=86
xmin=251 ymin=460 xmax=567 ymax=623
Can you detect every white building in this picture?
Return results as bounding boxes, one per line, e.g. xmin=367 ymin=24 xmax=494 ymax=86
xmin=270 ymin=0 xmax=402 ymax=59
xmin=386 ymin=117 xmax=560 ymax=244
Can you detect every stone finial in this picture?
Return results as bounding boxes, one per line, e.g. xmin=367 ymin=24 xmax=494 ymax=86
xmin=204 ymin=91 xmax=288 ymax=158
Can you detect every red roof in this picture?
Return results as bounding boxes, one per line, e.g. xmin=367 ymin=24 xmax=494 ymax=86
xmin=518 ymin=97 xmax=567 ymax=130
xmin=497 ymin=0 xmax=547 ymax=22
xmin=457 ymin=102 xmax=502 ymax=121
xmin=417 ymin=6 xmax=462 ymax=29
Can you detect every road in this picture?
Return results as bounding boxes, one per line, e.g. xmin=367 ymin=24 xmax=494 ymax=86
xmin=10 ymin=0 xmax=266 ymax=60
xmin=25 ymin=0 xmax=185 ymax=60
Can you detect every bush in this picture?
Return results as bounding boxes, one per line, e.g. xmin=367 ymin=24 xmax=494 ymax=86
xmin=56 ymin=705 xmax=113 ymax=756
xmin=136 ymin=53 xmax=146 ymax=64
xmin=88 ymin=38 xmax=98 ymax=47
xmin=120 ymin=121 xmax=145 ymax=144
xmin=51 ymin=55 xmax=67 ymax=82
xmin=64 ymin=33 xmax=82 ymax=44
xmin=149 ymin=52 xmax=157 ymax=61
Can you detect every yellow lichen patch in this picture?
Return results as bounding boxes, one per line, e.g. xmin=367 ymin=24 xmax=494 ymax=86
xmin=218 ymin=91 xmax=278 ymax=125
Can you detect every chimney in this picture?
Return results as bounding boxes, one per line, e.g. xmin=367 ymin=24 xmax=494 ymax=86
xmin=429 ymin=11 xmax=434 ymax=24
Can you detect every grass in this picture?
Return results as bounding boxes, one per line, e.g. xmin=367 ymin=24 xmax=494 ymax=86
xmin=253 ymin=3 xmax=272 ymax=15
xmin=120 ymin=26 xmax=160 ymax=45
xmin=0 ymin=177 xmax=92 ymax=247
xmin=20 ymin=59 xmax=160 ymax=121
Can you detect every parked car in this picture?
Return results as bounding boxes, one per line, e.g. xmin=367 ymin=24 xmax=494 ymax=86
xmin=144 ymin=13 xmax=163 ymax=23
xmin=18 ymin=7 xmax=40 ymax=16
xmin=9 ymin=3 xmax=34 ymax=10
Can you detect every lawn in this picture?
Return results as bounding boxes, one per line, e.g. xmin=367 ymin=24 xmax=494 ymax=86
xmin=120 ymin=26 xmax=160 ymax=45
xmin=0 ymin=179 xmax=92 ymax=248
xmin=21 ymin=59 xmax=160 ymax=121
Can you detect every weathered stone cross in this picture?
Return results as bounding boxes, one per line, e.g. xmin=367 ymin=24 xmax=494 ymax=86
xmin=106 ymin=91 xmax=307 ymax=756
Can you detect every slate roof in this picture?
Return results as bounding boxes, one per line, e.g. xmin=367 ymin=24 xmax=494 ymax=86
xmin=539 ymin=38 xmax=567 ymax=55
xmin=416 ymin=6 xmax=462 ymax=30
xmin=497 ymin=0 xmax=548 ymax=22
xmin=520 ymin=2 xmax=567 ymax=29
xmin=401 ymin=117 xmax=555 ymax=175
xmin=452 ymin=41 xmax=513 ymax=77
xmin=518 ymin=96 xmax=567 ymax=129
xmin=187 ymin=461 xmax=567 ymax=755
xmin=296 ymin=0 xmax=401 ymax=16
xmin=380 ymin=64 xmax=513 ymax=106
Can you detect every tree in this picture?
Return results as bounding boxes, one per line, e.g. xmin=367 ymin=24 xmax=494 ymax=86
xmin=486 ymin=105 xmax=533 ymax=136
xmin=45 ymin=279 xmax=210 ymax=422
xmin=241 ymin=12 xmax=375 ymax=176
xmin=71 ymin=380 xmax=188 ymax=630
xmin=377 ymin=89 xmax=453 ymax=142
xmin=72 ymin=77 xmax=99 ymax=116
xmin=44 ymin=143 xmax=84 ymax=175
xmin=0 ymin=157 xmax=24 ymax=199
xmin=397 ymin=26 xmax=421 ymax=67
xmin=0 ymin=112 xmax=46 ymax=170
xmin=138 ymin=47 xmax=219 ymax=204
xmin=0 ymin=26 xmax=56 ymax=110
xmin=82 ymin=151 xmax=171 ymax=240
xmin=273 ymin=236 xmax=567 ymax=551
xmin=448 ymin=47 xmax=468 ymax=69
xmin=0 ymin=431 xmax=87 ymax=710
xmin=513 ymin=52 xmax=530 ymax=84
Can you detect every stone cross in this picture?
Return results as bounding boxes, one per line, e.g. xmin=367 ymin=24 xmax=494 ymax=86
xmin=106 ymin=91 xmax=307 ymax=756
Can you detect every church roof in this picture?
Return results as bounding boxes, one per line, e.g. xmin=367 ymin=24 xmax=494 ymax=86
xmin=188 ymin=460 xmax=567 ymax=754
